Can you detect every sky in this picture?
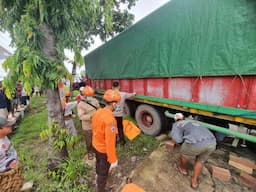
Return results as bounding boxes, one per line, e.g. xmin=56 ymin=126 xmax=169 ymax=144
xmin=82 ymin=0 xmax=170 ymax=55
xmin=0 ymin=0 xmax=170 ymax=76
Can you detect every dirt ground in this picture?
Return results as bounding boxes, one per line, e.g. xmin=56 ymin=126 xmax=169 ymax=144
xmin=86 ymin=136 xmax=256 ymax=192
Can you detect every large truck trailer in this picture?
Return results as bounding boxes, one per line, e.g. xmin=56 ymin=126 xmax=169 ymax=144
xmin=85 ymin=0 xmax=256 ymax=144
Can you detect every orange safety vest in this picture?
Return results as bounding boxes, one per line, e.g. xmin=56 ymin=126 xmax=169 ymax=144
xmin=92 ymin=107 xmax=117 ymax=163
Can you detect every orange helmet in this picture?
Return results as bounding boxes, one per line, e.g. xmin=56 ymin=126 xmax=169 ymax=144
xmin=84 ymin=86 xmax=94 ymax=96
xmin=65 ymin=91 xmax=71 ymax=97
xmin=103 ymin=89 xmax=121 ymax=102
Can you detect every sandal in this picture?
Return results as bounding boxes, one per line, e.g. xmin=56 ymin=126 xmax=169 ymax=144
xmin=175 ymin=163 xmax=188 ymax=175
xmin=191 ymin=180 xmax=199 ymax=189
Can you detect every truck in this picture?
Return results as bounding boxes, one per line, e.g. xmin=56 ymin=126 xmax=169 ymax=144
xmin=85 ymin=0 xmax=256 ymax=146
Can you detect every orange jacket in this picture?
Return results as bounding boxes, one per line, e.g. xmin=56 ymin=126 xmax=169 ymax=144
xmin=92 ymin=107 xmax=117 ymax=163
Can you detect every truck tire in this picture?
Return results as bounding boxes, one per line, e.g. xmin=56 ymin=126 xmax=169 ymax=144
xmin=135 ymin=104 xmax=162 ymax=136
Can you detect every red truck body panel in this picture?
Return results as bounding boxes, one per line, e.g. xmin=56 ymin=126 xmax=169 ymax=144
xmin=88 ymin=75 xmax=256 ymax=111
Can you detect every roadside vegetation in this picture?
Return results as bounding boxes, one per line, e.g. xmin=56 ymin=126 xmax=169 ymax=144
xmin=11 ymin=96 xmax=159 ymax=191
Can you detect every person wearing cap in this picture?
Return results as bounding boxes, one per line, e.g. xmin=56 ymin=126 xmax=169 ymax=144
xmin=77 ymin=86 xmax=100 ymax=160
xmin=76 ymin=86 xmax=85 ymax=102
xmin=91 ymin=89 xmax=121 ymax=192
xmin=112 ymin=81 xmax=136 ymax=146
xmin=0 ymin=117 xmax=19 ymax=173
xmin=170 ymin=113 xmax=216 ymax=189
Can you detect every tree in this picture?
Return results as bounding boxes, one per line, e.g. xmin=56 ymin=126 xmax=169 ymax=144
xmin=0 ymin=0 xmax=137 ymax=169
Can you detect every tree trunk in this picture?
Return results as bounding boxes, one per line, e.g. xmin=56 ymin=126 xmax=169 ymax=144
xmin=39 ymin=23 xmax=68 ymax=170
xmin=46 ymin=89 xmax=68 ymax=170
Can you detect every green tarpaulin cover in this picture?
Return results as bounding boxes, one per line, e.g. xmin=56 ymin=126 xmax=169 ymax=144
xmin=85 ymin=0 xmax=256 ymax=79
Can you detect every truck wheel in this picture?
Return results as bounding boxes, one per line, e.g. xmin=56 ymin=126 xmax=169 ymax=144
xmin=135 ymin=104 xmax=162 ymax=136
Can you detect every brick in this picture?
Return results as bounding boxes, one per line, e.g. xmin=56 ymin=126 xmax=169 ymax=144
xmin=155 ymin=134 xmax=168 ymax=141
xmin=229 ymin=155 xmax=256 ymax=169
xmin=240 ymin=172 xmax=256 ymax=190
xmin=165 ymin=140 xmax=176 ymax=152
xmin=212 ymin=165 xmax=231 ymax=181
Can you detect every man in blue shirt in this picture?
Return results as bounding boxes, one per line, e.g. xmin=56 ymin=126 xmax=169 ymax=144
xmin=170 ymin=113 xmax=216 ymax=189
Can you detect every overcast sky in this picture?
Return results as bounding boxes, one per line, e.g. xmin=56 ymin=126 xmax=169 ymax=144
xmin=83 ymin=0 xmax=170 ymax=54
xmin=0 ymin=0 xmax=170 ymax=74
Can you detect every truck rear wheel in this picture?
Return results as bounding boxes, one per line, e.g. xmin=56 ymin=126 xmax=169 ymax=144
xmin=135 ymin=104 xmax=162 ymax=136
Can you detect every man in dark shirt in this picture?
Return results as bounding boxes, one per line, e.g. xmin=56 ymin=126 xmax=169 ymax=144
xmin=0 ymin=82 xmax=8 ymax=119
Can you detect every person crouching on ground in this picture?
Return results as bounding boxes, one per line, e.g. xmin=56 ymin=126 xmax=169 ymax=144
xmin=170 ymin=113 xmax=216 ymax=189
xmin=77 ymin=86 xmax=100 ymax=160
xmin=112 ymin=81 xmax=135 ymax=146
xmin=0 ymin=117 xmax=23 ymax=191
xmin=92 ymin=89 xmax=121 ymax=192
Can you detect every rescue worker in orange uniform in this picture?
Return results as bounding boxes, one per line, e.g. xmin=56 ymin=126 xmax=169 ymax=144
xmin=77 ymin=86 xmax=100 ymax=160
xmin=92 ymin=89 xmax=121 ymax=192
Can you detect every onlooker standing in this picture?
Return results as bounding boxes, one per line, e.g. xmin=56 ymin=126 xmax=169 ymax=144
xmin=0 ymin=82 xmax=8 ymax=119
xmin=92 ymin=89 xmax=121 ymax=192
xmin=10 ymin=89 xmax=18 ymax=117
xmin=112 ymin=81 xmax=135 ymax=145
xmin=77 ymin=86 xmax=99 ymax=160
xmin=15 ymin=81 xmax=22 ymax=108
xmin=34 ymin=86 xmax=40 ymax=96
xmin=75 ymin=86 xmax=85 ymax=102
xmin=63 ymin=93 xmax=77 ymax=136
xmin=20 ymin=87 xmax=28 ymax=106
xmin=170 ymin=113 xmax=216 ymax=189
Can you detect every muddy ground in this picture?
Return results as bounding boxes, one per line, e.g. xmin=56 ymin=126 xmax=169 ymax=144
xmin=87 ymin=136 xmax=256 ymax=192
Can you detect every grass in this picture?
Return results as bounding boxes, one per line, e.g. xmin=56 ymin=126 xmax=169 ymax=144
xmin=11 ymin=96 xmax=50 ymax=190
xmin=11 ymin=96 xmax=89 ymax=191
xmin=120 ymin=116 xmax=159 ymax=157
xmin=10 ymin=96 xmax=159 ymax=191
